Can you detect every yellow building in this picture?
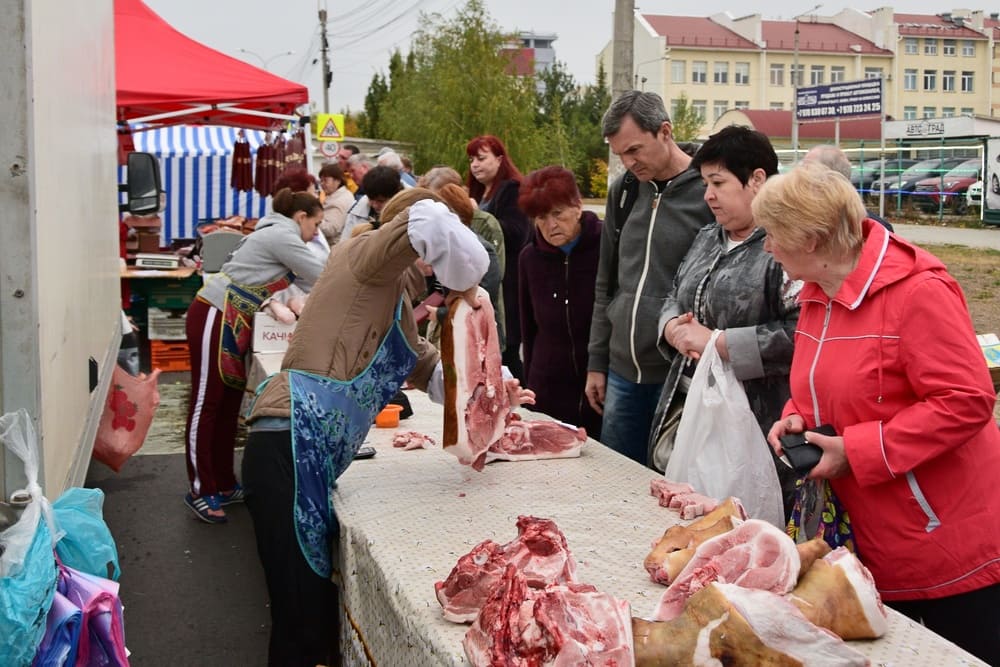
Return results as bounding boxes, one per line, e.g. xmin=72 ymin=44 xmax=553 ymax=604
xmin=599 ymin=8 xmax=997 ymax=143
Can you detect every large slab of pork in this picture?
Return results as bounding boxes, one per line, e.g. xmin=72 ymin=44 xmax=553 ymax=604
xmin=633 ymin=582 xmax=869 ymax=666
xmin=486 ymin=420 xmax=587 ymax=463
xmin=787 ymin=546 xmax=888 ymax=640
xmin=435 ymin=515 xmax=578 ymax=623
xmin=651 ymin=519 xmax=800 ymax=621
xmin=464 ymin=564 xmax=635 ymax=667
xmin=442 ymin=286 xmax=510 ymax=470
xmin=644 ymin=496 xmax=747 ymax=586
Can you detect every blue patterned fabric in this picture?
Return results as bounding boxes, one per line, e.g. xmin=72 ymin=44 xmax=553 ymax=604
xmin=289 ymin=298 xmax=416 ymax=577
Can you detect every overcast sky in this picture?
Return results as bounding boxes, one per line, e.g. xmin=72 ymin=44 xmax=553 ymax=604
xmin=144 ymin=0 xmax=978 ymax=114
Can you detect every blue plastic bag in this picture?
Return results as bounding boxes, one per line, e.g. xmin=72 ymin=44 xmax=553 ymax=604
xmin=52 ymin=488 xmax=120 ymax=581
xmin=1 ymin=408 xmax=61 ymax=667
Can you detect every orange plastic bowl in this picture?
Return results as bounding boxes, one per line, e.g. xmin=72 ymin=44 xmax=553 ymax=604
xmin=374 ymin=404 xmax=403 ymax=428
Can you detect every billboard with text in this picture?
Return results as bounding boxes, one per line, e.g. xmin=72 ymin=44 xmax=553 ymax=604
xmin=796 ymin=78 xmax=883 ymax=121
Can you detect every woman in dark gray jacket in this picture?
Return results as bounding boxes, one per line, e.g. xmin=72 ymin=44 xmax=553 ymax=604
xmin=649 ymin=126 xmax=801 ymax=516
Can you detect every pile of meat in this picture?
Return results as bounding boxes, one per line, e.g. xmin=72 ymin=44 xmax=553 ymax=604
xmin=633 ymin=486 xmax=888 ymax=666
xmin=434 ymin=516 xmax=634 ymax=666
xmin=442 ymin=289 xmax=586 ymax=469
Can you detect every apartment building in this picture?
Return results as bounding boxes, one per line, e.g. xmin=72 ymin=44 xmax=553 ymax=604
xmin=599 ymin=8 xmax=997 ymax=141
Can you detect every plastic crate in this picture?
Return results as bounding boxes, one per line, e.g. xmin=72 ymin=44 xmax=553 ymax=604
xmin=150 ymin=340 xmax=191 ymax=372
xmin=147 ymin=307 xmax=187 ymax=340
xmin=131 ymin=274 xmax=202 ymax=310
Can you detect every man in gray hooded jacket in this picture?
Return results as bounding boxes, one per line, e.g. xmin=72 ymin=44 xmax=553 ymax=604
xmin=585 ymin=91 xmax=713 ymax=466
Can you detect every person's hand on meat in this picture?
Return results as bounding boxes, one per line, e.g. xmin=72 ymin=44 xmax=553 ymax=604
xmin=504 ymin=378 xmax=535 ymax=408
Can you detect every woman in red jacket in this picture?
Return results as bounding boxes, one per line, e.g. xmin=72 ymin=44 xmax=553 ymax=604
xmin=753 ymin=161 xmax=1000 ymax=664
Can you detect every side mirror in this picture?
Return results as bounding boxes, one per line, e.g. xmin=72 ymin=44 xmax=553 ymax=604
xmin=120 ymin=152 xmax=163 ymax=215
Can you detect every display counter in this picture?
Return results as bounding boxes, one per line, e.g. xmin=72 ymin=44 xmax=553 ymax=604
xmin=332 ymin=390 xmax=987 ymax=666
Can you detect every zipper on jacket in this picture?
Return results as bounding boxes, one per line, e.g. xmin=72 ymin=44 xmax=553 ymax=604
xmin=808 ymin=302 xmax=834 ymax=423
xmin=628 ymin=184 xmax=663 ymax=383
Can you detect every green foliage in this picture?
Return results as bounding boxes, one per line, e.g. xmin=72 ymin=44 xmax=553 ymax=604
xmin=357 ymin=0 xmax=612 ymax=195
xmin=670 ymin=92 xmax=703 ymax=142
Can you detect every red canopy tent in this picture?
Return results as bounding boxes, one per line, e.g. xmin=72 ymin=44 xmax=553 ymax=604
xmin=115 ymin=0 xmax=308 ymax=129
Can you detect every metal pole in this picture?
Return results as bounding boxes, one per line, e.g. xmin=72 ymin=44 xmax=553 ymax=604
xmin=319 ymin=7 xmax=330 ymax=114
xmin=792 ymin=19 xmax=799 ymax=158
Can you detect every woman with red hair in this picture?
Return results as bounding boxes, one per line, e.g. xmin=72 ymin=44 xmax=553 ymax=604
xmin=517 ymin=166 xmax=603 ymax=437
xmin=466 ymin=135 xmax=530 ymax=380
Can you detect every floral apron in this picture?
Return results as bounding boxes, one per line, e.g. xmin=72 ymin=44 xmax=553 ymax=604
xmin=219 ymin=271 xmax=294 ymax=390
xmin=288 ymin=298 xmax=416 ymax=577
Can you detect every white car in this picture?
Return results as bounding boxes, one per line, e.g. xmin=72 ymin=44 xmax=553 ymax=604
xmin=967 ymin=180 xmax=983 ymax=211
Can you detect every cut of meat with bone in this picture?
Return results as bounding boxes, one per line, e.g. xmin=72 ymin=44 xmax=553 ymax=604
xmin=668 ymin=492 xmax=721 ymax=520
xmin=435 ymin=516 xmax=577 ymax=623
xmin=649 ymin=479 xmax=695 ymax=507
xmin=644 ymin=497 xmax=747 ymax=586
xmin=633 ymin=582 xmax=868 ymax=667
xmin=651 ymin=519 xmax=800 ymax=621
xmin=434 ymin=540 xmax=508 ymax=623
xmin=442 ymin=286 xmax=510 ymax=470
xmin=788 ymin=547 xmax=888 ymax=640
xmin=487 ymin=421 xmax=587 ymax=463
xmin=464 ymin=565 xmax=635 ymax=667
xmin=392 ymin=430 xmax=437 ymax=450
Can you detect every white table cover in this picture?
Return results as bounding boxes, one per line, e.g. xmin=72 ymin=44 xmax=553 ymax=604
xmin=333 ymin=390 xmax=987 ymax=667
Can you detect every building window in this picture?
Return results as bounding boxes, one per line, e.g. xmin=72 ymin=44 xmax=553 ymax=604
xmin=734 ymin=100 xmax=750 ymax=109
xmin=810 ymin=65 xmax=824 ymax=85
xmin=942 ymin=70 xmax=956 ymax=92
xmin=923 ymin=106 xmax=936 ymax=118
xmin=961 ymin=107 xmax=974 ymax=115
xmin=903 ymin=106 xmax=917 ymax=120
xmin=713 ymin=100 xmax=728 ymax=120
xmin=942 ymin=107 xmax=956 ymax=117
xmin=769 ymin=101 xmax=784 ymax=110
xmin=924 ymin=38 xmax=937 ymax=55
xmin=903 ymin=69 xmax=917 ymax=91
xmin=864 ymin=67 xmax=883 ymax=80
xmin=962 ymin=40 xmax=975 ymax=56
xmin=735 ymin=62 xmax=750 ymax=85
xmin=692 ymin=61 xmax=707 ymax=84
xmin=943 ymin=39 xmax=956 ymax=56
xmin=792 ymin=64 xmax=804 ymax=87
xmin=671 ymin=99 xmax=681 ymax=118
xmin=961 ymin=71 xmax=974 ymax=92
xmin=714 ymin=62 xmax=729 ymax=84
xmin=769 ymin=63 xmax=784 ymax=86
xmin=671 ymin=60 xmax=686 ymax=84
xmin=830 ymin=66 xmax=845 ymax=83
xmin=923 ymin=69 xmax=937 ymax=90
xmin=904 ymin=37 xmax=918 ymax=54
xmin=691 ymin=99 xmax=707 ymax=119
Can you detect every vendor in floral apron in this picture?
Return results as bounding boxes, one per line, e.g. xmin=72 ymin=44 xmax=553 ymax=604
xmin=242 ymin=188 xmax=534 ymax=667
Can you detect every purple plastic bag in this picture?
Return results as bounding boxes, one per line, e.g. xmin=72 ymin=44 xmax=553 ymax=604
xmin=57 ymin=563 xmax=128 ymax=666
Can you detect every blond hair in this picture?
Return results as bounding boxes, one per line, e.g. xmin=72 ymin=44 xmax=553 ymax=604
xmin=752 ymin=161 xmax=865 ymax=260
xmin=379 ymin=187 xmax=443 ymax=224
xmin=435 ymin=183 xmax=474 ymax=226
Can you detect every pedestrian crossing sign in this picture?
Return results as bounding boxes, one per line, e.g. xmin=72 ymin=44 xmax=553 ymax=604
xmin=316 ymin=113 xmax=344 ymax=141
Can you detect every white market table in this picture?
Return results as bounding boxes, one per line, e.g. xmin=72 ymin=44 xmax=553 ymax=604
xmin=331 ymin=390 xmax=987 ymax=667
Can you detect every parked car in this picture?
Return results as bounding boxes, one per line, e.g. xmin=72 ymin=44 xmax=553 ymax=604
xmin=852 ymin=158 xmax=918 ymax=195
xmin=868 ymin=157 xmax=968 ymax=206
xmin=967 ymin=180 xmax=983 ymax=211
xmin=911 ymin=159 xmax=982 ymax=215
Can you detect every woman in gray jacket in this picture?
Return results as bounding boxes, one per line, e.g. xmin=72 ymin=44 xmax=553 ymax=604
xmin=649 ymin=126 xmax=801 ymax=516
xmin=183 ymin=188 xmax=327 ymax=524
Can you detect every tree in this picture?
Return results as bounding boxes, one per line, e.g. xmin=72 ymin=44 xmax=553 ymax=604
xmin=378 ymin=0 xmax=538 ymax=173
xmin=361 ymin=72 xmax=389 ymax=138
xmin=669 ymin=93 xmax=703 ymax=142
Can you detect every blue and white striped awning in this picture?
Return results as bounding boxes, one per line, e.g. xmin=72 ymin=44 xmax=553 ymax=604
xmin=122 ymin=125 xmax=272 ymax=244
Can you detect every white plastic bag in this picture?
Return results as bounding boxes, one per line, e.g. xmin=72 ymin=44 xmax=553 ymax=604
xmin=664 ymin=331 xmax=785 ymax=528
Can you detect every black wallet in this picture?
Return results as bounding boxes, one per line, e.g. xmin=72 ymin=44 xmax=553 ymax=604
xmin=779 ymin=424 xmax=837 ymax=473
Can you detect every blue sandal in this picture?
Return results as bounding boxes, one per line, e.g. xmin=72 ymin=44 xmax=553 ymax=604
xmin=219 ymin=484 xmax=245 ymax=506
xmin=184 ymin=493 xmax=227 ymax=524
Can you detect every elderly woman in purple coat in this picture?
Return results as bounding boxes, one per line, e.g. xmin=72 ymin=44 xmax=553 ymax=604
xmin=517 ymin=166 xmax=603 ymax=437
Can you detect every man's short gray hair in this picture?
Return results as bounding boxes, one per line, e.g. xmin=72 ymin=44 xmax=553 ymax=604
xmin=602 ymin=90 xmax=671 ymax=137
xmin=377 ymin=150 xmax=404 ymax=172
xmin=347 ymin=153 xmax=375 ymax=169
xmin=804 ymin=145 xmax=852 ymax=180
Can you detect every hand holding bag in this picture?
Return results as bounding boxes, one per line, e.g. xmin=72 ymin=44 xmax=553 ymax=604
xmin=663 ymin=330 xmax=785 ymax=528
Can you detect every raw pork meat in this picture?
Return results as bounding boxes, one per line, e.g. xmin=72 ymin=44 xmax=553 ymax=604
xmin=391 ymin=430 xmax=436 ymax=450
xmin=486 ymin=421 xmax=587 ymax=462
xmin=787 ymin=546 xmax=888 ymax=640
xmin=463 ymin=565 xmax=634 ymax=667
xmin=442 ymin=286 xmax=510 ymax=470
xmin=668 ymin=492 xmax=721 ymax=520
xmin=633 ymin=582 xmax=868 ymax=666
xmin=651 ymin=519 xmax=800 ymax=621
xmin=644 ymin=497 xmax=747 ymax=585
xmin=435 ymin=516 xmax=577 ymax=623
xmin=649 ymin=479 xmax=695 ymax=507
